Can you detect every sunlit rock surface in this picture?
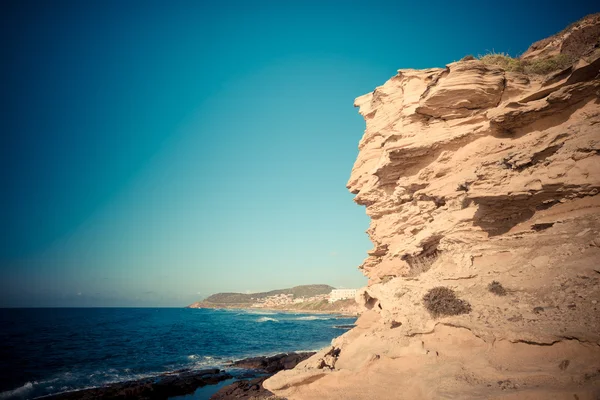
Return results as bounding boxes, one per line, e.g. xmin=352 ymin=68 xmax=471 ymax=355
xmin=265 ymin=14 xmax=600 ymax=400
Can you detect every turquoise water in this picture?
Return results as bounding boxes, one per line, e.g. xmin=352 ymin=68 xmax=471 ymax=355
xmin=0 ymin=308 xmax=354 ymax=399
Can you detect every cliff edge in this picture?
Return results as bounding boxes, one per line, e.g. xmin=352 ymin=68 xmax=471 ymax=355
xmin=264 ymin=14 xmax=600 ymax=399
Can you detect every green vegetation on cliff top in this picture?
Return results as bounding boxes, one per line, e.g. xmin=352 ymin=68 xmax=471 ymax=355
xmin=478 ymin=52 xmax=575 ymax=74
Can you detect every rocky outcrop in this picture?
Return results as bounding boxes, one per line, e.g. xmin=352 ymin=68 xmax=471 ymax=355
xmin=521 ymin=13 xmax=600 ymax=61
xmin=43 ymin=353 xmax=315 ymax=400
xmin=42 ymin=369 xmax=233 ymax=400
xmin=227 ymin=352 xmax=316 ymax=374
xmin=210 ymin=376 xmax=273 ymax=400
xmin=264 ymin=14 xmax=600 ymax=400
xmin=210 ymin=353 xmax=315 ymax=399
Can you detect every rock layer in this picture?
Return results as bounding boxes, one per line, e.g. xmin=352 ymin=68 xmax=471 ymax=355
xmin=265 ymin=15 xmax=600 ymax=400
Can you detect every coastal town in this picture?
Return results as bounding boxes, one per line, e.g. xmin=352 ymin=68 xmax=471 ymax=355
xmin=187 ymin=285 xmax=360 ymax=313
xmin=249 ymin=288 xmax=357 ymax=308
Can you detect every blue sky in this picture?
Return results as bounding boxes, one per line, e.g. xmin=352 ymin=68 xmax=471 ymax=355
xmin=1 ymin=0 xmax=597 ymax=307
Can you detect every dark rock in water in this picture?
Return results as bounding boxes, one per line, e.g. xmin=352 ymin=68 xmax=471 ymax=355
xmin=228 ymin=352 xmax=315 ymax=374
xmin=213 ymin=352 xmax=314 ymax=399
xmin=333 ymin=324 xmax=355 ymax=330
xmin=41 ymin=353 xmax=313 ymax=400
xmin=209 ymin=376 xmax=273 ymax=400
xmin=40 ymin=369 xmax=232 ymax=400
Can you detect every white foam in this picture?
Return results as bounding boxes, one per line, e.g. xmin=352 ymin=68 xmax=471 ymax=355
xmin=190 ymin=357 xmax=225 ymax=370
xmin=242 ymin=310 xmax=277 ymax=315
xmin=256 ymin=317 xmax=279 ymax=322
xmin=0 ymin=381 xmax=34 ymax=399
xmin=187 ymin=354 xmax=220 ymax=368
xmin=29 ymin=369 xmax=154 ymax=400
xmin=293 ymin=316 xmax=331 ymax=321
xmin=37 ymin=377 xmax=60 ymax=385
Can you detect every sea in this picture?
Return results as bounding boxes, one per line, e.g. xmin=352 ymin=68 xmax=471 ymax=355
xmin=0 ymin=308 xmax=356 ymax=399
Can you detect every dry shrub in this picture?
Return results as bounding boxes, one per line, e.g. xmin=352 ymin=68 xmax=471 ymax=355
xmin=488 ymin=281 xmax=507 ymax=296
xmin=423 ymin=287 xmax=471 ymax=317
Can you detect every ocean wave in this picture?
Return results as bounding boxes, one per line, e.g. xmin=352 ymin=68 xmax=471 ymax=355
xmin=187 ymin=354 xmax=217 ymax=361
xmin=292 ymin=316 xmax=333 ymax=321
xmin=188 ymin=355 xmax=225 ymax=369
xmin=37 ymin=376 xmax=61 ymax=385
xmin=34 ymin=369 xmax=163 ymax=398
xmin=256 ymin=317 xmax=279 ymax=322
xmin=241 ymin=310 xmax=277 ymax=315
xmin=0 ymin=382 xmax=34 ymax=399
xmin=32 ymin=360 xmax=226 ymax=398
xmin=2 ymin=308 xmax=355 ymax=399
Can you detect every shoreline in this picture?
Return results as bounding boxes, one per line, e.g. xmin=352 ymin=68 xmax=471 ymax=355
xmin=9 ymin=309 xmax=358 ymax=400
xmin=186 ymin=304 xmax=360 ymax=317
xmin=34 ymin=352 xmax=316 ymax=400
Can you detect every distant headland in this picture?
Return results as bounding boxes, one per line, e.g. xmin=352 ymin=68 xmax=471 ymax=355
xmin=187 ymin=284 xmax=359 ymax=314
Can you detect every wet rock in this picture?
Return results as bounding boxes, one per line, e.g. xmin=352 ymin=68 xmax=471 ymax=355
xmin=228 ymin=352 xmax=315 ymax=374
xmin=210 ymin=352 xmax=314 ymax=399
xmin=43 ymin=369 xmax=232 ymax=400
xmin=210 ymin=376 xmax=273 ymax=400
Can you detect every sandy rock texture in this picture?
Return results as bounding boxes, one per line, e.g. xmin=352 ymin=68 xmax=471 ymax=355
xmin=264 ymin=14 xmax=600 ymax=400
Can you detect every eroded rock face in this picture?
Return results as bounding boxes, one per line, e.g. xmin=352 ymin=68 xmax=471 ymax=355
xmin=265 ymin=16 xmax=600 ymax=400
xmin=521 ymin=13 xmax=600 ymax=61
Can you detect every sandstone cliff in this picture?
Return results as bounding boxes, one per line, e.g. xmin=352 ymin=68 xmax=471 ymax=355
xmin=264 ymin=14 xmax=600 ymax=400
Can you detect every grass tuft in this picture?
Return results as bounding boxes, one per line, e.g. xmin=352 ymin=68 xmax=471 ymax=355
xmin=525 ymin=54 xmax=574 ymax=75
xmin=479 ymin=52 xmax=525 ymax=72
xmin=477 ymin=52 xmax=575 ymax=75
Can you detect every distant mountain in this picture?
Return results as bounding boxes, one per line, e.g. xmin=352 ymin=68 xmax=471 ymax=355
xmin=201 ymin=284 xmax=334 ymax=304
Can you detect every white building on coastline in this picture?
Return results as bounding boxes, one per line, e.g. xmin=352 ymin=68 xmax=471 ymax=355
xmin=328 ymin=288 xmax=357 ymax=303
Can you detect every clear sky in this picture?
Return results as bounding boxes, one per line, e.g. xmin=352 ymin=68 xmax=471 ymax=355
xmin=1 ymin=0 xmax=597 ymax=307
